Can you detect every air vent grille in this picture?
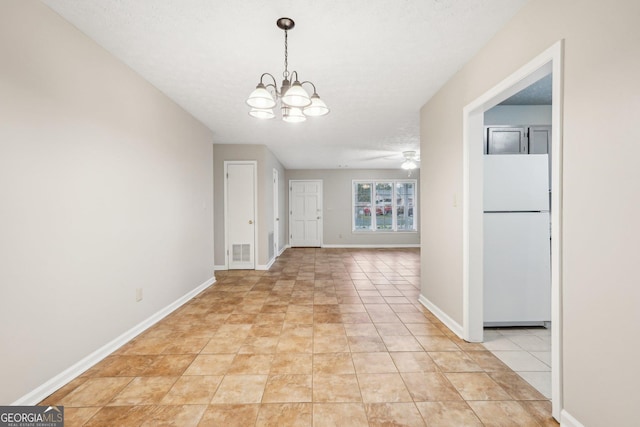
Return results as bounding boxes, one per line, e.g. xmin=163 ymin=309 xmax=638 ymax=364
xmin=232 ymin=244 xmax=251 ymax=263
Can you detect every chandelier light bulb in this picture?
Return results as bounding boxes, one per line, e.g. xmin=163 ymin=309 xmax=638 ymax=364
xmin=246 ymin=83 xmax=276 ymax=109
xmin=282 ymin=106 xmax=306 ymax=123
xmin=282 ymin=80 xmax=311 ymax=108
xmin=249 ymin=107 xmax=275 ymax=119
xmin=303 ymin=93 xmax=329 ymax=117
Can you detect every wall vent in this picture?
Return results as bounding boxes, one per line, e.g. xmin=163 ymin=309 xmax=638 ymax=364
xmin=232 ymin=244 xmax=251 ymax=263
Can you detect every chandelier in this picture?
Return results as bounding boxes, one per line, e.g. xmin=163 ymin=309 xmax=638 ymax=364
xmin=246 ymin=17 xmax=329 ymax=123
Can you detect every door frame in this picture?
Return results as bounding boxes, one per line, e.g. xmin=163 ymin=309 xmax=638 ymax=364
xmin=462 ymin=40 xmax=563 ymax=419
xmin=288 ymin=179 xmax=323 ymax=247
xmin=224 ymin=160 xmax=258 ymax=269
xmin=273 ymin=168 xmax=279 ymax=258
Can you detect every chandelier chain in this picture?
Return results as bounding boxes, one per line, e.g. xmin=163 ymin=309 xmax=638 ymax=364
xmin=283 ymin=29 xmax=289 ymax=79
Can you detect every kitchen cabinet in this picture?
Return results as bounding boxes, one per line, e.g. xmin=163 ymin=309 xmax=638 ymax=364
xmin=486 ymin=127 xmax=527 ymax=154
xmin=529 ymin=126 xmax=551 ymax=154
xmin=485 ymin=125 xmax=551 ymax=155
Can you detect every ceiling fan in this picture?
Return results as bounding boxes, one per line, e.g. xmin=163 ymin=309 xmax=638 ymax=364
xmin=360 ymin=150 xmax=421 ymax=166
xmin=400 ymin=151 xmax=420 ymax=170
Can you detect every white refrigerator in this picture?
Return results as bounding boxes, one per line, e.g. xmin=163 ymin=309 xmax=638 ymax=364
xmin=483 ymin=154 xmax=551 ymax=326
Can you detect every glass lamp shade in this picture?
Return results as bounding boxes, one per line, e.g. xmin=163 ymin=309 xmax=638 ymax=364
xmin=303 ymin=93 xmax=329 ymax=117
xmin=249 ymin=107 xmax=275 ymax=119
xmin=282 ymin=106 xmax=306 ymax=123
xmin=401 ymin=160 xmax=417 ymax=170
xmin=281 ymin=81 xmax=311 ymax=108
xmin=246 ymin=83 xmax=276 ymax=109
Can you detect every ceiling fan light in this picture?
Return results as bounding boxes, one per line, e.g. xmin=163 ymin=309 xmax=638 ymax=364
xmin=401 ymin=160 xmax=417 ymax=170
xmin=281 ymin=80 xmax=311 ymax=108
xmin=246 ymin=83 xmax=276 ymax=109
xmin=249 ymin=107 xmax=275 ymax=119
xmin=303 ymin=93 xmax=329 ymax=117
xmin=282 ymin=106 xmax=306 ymax=123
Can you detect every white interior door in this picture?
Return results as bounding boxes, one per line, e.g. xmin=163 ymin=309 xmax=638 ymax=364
xmin=289 ymin=180 xmax=322 ymax=247
xmin=273 ymin=169 xmax=279 ymax=258
xmin=225 ymin=162 xmax=256 ymax=269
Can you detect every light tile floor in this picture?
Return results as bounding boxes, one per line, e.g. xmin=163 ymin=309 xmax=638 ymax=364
xmin=40 ymin=248 xmax=557 ymax=426
xmin=483 ymin=328 xmax=552 ymax=399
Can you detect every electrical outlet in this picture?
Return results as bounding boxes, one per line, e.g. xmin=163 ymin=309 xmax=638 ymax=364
xmin=136 ymin=288 xmax=143 ymax=302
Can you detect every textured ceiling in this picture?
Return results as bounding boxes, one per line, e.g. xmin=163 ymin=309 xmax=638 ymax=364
xmin=500 ymin=73 xmax=552 ymax=105
xmin=41 ymin=0 xmax=528 ymax=169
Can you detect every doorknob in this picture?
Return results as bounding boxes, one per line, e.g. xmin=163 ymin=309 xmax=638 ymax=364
xmin=249 ymin=220 xmax=253 ymax=224
xmin=317 ymin=216 xmax=321 ymax=219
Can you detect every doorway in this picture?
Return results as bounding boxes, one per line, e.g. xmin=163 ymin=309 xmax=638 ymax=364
xmin=224 ymin=161 xmax=257 ymax=269
xmin=289 ymin=180 xmax=323 ymax=247
xmin=273 ymin=169 xmax=280 ymax=258
xmin=462 ymin=41 xmax=563 ymax=419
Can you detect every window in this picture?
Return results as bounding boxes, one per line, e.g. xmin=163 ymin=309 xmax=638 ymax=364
xmin=353 ymin=180 xmax=417 ymax=232
xmin=354 ymin=182 xmax=372 ymax=230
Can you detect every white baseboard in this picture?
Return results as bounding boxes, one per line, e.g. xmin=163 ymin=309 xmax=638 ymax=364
xmin=278 ymin=245 xmax=288 ymax=256
xmin=560 ymin=410 xmax=585 ymax=427
xmin=213 ymin=264 xmax=227 ymax=271
xmin=321 ymin=244 xmax=420 ymax=248
xmin=11 ymin=276 xmax=216 ymax=406
xmin=418 ymin=294 xmax=464 ymax=338
xmin=256 ymin=256 xmax=276 ymax=271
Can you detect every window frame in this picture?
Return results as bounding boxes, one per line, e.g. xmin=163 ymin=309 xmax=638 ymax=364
xmin=351 ymin=179 xmax=418 ymax=233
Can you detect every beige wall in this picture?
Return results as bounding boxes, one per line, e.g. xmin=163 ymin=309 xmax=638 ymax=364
xmin=420 ymin=0 xmax=640 ymax=425
xmin=0 ymin=2 xmax=214 ymax=404
xmin=212 ymin=144 xmax=286 ymax=267
xmin=286 ymin=169 xmax=420 ymax=246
